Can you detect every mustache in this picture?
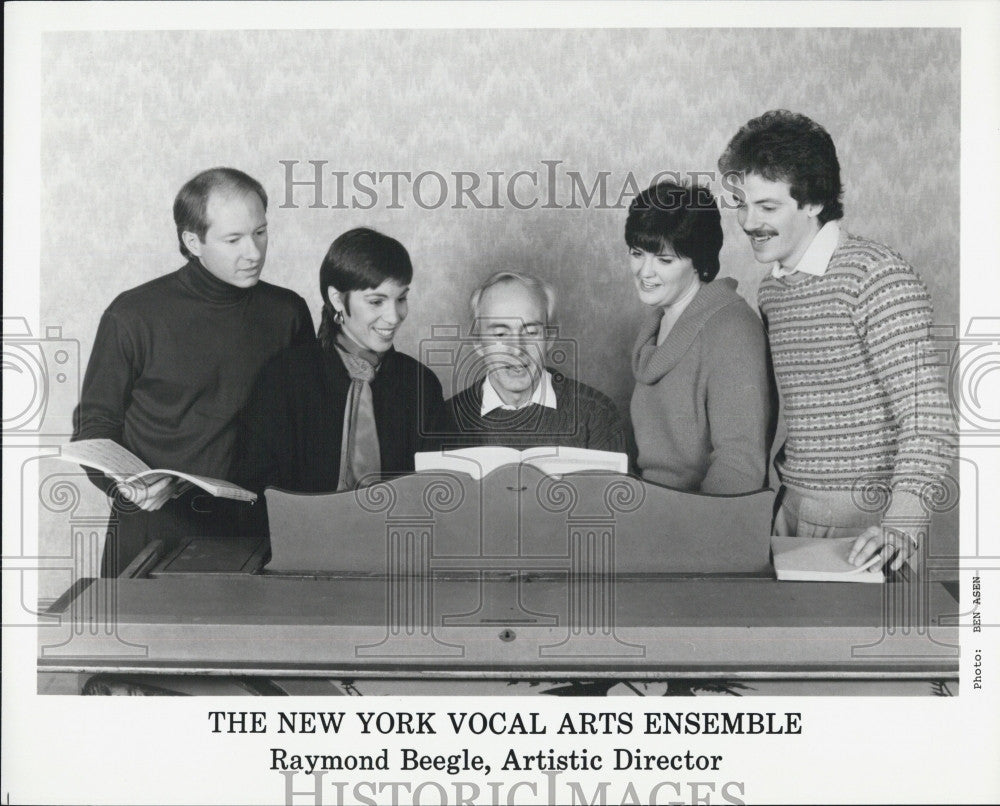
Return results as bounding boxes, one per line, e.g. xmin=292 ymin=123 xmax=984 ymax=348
xmin=744 ymin=228 xmax=778 ymax=238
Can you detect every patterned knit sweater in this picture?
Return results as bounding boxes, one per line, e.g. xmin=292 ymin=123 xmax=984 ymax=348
xmin=758 ymin=232 xmax=956 ymax=500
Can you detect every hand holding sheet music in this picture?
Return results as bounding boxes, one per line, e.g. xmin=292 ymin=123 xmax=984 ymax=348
xmin=772 ymin=535 xmax=886 ymax=583
xmin=848 ymin=523 xmax=919 ymax=572
xmin=59 ymin=438 xmax=256 ymax=504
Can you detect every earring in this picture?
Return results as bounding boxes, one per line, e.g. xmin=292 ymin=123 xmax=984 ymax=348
xmin=333 ymin=309 xmax=345 ymax=325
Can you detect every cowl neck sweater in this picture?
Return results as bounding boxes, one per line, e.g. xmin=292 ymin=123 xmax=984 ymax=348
xmin=633 ymin=278 xmax=742 ymax=384
xmin=628 ymin=277 xmax=775 ymax=494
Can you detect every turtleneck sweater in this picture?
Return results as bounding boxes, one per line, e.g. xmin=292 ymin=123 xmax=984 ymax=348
xmin=74 ymin=259 xmax=314 ymax=484
xmin=630 ymin=278 xmax=776 ymax=494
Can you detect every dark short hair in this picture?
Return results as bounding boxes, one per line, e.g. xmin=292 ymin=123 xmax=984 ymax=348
xmin=172 ymin=167 xmax=268 ymax=259
xmin=718 ymin=109 xmax=844 ymax=224
xmin=317 ymin=228 xmax=413 ymax=348
xmin=625 ymin=181 xmax=723 ymax=282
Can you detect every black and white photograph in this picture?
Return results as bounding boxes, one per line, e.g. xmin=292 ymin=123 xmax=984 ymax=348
xmin=3 ymin=2 xmax=999 ymax=804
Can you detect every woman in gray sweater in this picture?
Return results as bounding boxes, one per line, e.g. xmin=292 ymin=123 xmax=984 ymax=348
xmin=626 ymin=181 xmax=776 ymax=494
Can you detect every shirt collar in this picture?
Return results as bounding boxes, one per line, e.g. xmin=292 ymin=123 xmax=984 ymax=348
xmin=481 ymin=370 xmax=557 ymax=415
xmin=771 ymin=221 xmax=840 ymax=279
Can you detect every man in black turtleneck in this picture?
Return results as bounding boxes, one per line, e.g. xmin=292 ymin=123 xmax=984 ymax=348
xmin=72 ymin=168 xmax=314 ymax=576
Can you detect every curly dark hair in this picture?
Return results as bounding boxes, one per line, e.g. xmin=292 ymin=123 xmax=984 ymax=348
xmin=718 ymin=110 xmax=844 ymax=224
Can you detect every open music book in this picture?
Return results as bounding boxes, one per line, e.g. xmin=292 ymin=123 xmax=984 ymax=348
xmin=414 ymin=445 xmax=628 ymax=481
xmin=59 ymin=438 xmax=257 ymax=503
xmin=771 ymin=535 xmax=885 ymax=583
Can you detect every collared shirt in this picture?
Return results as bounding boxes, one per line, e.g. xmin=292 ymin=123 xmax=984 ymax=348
xmin=481 ymin=370 xmax=558 ymax=415
xmin=772 ymin=221 xmax=840 ymax=279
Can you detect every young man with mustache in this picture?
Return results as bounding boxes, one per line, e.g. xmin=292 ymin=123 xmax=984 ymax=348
xmin=72 ymin=167 xmax=314 ymax=575
xmin=718 ymin=110 xmax=956 ymax=572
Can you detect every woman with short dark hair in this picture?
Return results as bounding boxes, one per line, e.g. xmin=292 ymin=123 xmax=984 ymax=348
xmin=626 ymin=181 xmax=776 ymax=494
xmin=237 ymin=227 xmax=451 ymax=497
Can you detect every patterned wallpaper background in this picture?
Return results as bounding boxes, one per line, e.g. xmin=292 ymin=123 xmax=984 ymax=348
xmin=36 ymin=28 xmax=960 ymax=588
xmin=41 ymin=28 xmax=959 ymax=410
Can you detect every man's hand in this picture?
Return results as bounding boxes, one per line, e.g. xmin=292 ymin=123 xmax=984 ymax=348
xmin=848 ymin=524 xmax=918 ymax=572
xmin=117 ymin=475 xmax=181 ymax=511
